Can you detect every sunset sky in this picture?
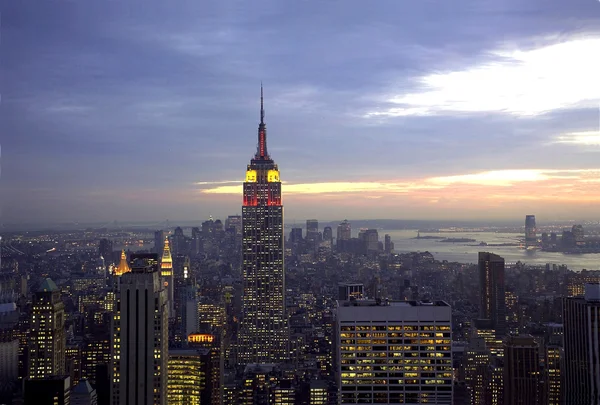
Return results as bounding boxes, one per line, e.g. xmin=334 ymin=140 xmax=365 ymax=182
xmin=2 ymin=0 xmax=600 ymax=224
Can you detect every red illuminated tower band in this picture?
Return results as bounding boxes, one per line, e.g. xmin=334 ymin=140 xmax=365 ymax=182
xmin=239 ymin=85 xmax=287 ymax=364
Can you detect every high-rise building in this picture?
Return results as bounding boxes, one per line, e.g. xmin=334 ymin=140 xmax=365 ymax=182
xmin=161 ymin=237 xmax=175 ymax=318
xmin=336 ymin=299 xmax=453 ymax=404
xmin=98 ymin=239 xmax=113 ymax=266
xmin=167 ymin=350 xmax=204 ymax=405
xmin=336 ymin=220 xmax=351 ymax=252
xmin=154 ymin=230 xmax=164 ymax=255
xmin=525 ymin=215 xmax=537 ymax=248
xmin=464 ymin=337 xmax=490 ymax=405
xmin=306 ymin=219 xmax=319 ymax=242
xmin=384 ymin=234 xmax=393 ymax=253
xmin=111 ymin=254 xmax=168 ymax=405
xmin=24 ymin=376 xmax=71 ymax=405
xmin=503 ymin=335 xmax=540 ymax=405
xmin=238 ymin=86 xmax=287 ymax=365
xmin=28 ymin=278 xmax=66 ymax=379
xmin=478 ymin=252 xmax=506 ymax=337
xmin=225 ymin=215 xmax=242 ymax=235
xmin=179 ymin=278 xmax=198 ymax=343
xmin=322 ymin=226 xmax=333 ymax=244
xmin=544 ymin=345 xmax=562 ymax=405
xmin=563 ymin=283 xmax=600 ymax=405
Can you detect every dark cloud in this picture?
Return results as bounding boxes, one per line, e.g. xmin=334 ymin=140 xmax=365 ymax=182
xmin=1 ymin=0 xmax=599 ymax=223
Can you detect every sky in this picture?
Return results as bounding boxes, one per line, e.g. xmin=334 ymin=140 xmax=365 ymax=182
xmin=2 ymin=0 xmax=600 ymax=225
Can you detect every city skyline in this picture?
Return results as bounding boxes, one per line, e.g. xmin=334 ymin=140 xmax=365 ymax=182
xmin=3 ymin=0 xmax=600 ymax=223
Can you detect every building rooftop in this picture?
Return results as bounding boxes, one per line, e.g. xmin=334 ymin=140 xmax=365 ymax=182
xmin=72 ymin=379 xmax=94 ymax=395
xmin=338 ymin=299 xmax=449 ymax=307
xmin=38 ymin=278 xmax=59 ymax=293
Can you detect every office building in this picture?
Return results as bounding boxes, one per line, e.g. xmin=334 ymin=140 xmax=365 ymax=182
xmin=187 ymin=333 xmax=221 ymax=405
xmin=503 ymin=335 xmax=540 ymax=405
xmin=167 ymin=350 xmax=204 ymax=405
xmin=28 ymin=278 xmax=66 ymax=379
xmin=238 ymin=86 xmax=288 ymax=364
xmin=306 ymin=219 xmax=319 ymax=243
xmin=160 ymin=237 xmax=174 ymax=318
xmin=563 ymin=283 xmax=600 ymax=405
xmin=478 ymin=252 xmax=506 ymax=337
xmin=544 ymin=345 xmax=562 ymax=405
xmin=336 ymin=220 xmax=351 ymax=251
xmin=225 ymin=215 xmax=242 ymax=235
xmin=384 ymin=234 xmax=393 ymax=253
xmin=336 ymin=299 xmax=453 ymax=404
xmin=525 ymin=215 xmax=536 ymax=248
xmin=24 ymin=376 xmax=71 ymax=405
xmin=464 ymin=337 xmax=490 ymax=405
xmin=98 ymin=239 xmax=113 ymax=266
xmin=323 ymin=226 xmax=333 ymax=244
xmin=154 ymin=230 xmax=164 ymax=255
xmin=111 ymin=254 xmax=168 ymax=405
xmin=179 ymin=278 xmax=198 ymax=343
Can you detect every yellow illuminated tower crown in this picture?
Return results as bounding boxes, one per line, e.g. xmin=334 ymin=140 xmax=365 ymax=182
xmin=114 ymin=250 xmax=131 ymax=276
xmin=161 ymin=237 xmax=173 ymax=277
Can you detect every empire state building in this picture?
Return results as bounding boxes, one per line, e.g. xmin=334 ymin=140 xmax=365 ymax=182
xmin=238 ymin=86 xmax=288 ymax=364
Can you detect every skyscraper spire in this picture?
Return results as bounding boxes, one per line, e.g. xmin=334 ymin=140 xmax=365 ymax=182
xmin=260 ymin=82 xmax=265 ymax=124
xmin=256 ymin=83 xmax=269 ymax=160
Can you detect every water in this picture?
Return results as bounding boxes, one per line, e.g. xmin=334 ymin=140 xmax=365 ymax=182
xmin=383 ymin=230 xmax=600 ymax=271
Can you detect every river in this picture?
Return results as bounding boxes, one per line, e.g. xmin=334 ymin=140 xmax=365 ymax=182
xmin=381 ymin=230 xmax=600 ymax=271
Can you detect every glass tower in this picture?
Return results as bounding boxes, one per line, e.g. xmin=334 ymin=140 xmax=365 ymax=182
xmin=238 ymin=86 xmax=287 ymax=364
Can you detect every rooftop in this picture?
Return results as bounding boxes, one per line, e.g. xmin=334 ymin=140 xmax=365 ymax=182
xmin=338 ymin=299 xmax=449 ymax=307
xmin=38 ymin=278 xmax=59 ymax=293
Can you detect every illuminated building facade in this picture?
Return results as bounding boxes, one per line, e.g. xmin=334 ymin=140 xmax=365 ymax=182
xmin=503 ymin=335 xmax=540 ymax=405
xmin=28 ymin=278 xmax=66 ymax=379
xmin=167 ymin=350 xmax=204 ymax=405
xmin=525 ymin=215 xmax=537 ymax=248
xmin=111 ymin=254 xmax=168 ymax=405
xmin=478 ymin=252 xmax=506 ymax=337
xmin=187 ymin=333 xmax=221 ymax=405
xmin=238 ymin=86 xmax=287 ymax=364
xmin=544 ymin=345 xmax=562 ymax=405
xmin=336 ymin=299 xmax=453 ymax=404
xmin=563 ymin=283 xmax=600 ymax=405
xmin=464 ymin=338 xmax=490 ymax=405
xmin=161 ymin=237 xmax=175 ymax=318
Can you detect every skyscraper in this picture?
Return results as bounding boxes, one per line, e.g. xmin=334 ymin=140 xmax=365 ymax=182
xmin=563 ymin=283 xmax=600 ymax=405
xmin=478 ymin=252 xmax=506 ymax=337
xmin=336 ymin=299 xmax=453 ymax=404
xmin=525 ymin=215 xmax=537 ymax=248
xmin=111 ymin=254 xmax=168 ymax=405
xmin=161 ymin=237 xmax=174 ymax=318
xmin=503 ymin=335 xmax=541 ymax=405
xmin=154 ymin=230 xmax=164 ymax=255
xmin=336 ymin=220 xmax=351 ymax=252
xmin=306 ymin=219 xmax=319 ymax=242
xmin=28 ymin=278 xmax=66 ymax=379
xmin=238 ymin=86 xmax=287 ymax=364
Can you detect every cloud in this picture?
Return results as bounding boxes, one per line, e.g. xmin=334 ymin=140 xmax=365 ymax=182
xmin=367 ymin=37 xmax=600 ymax=118
xmin=553 ymin=131 xmax=600 ymax=146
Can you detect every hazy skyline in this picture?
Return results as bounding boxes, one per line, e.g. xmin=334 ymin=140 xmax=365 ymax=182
xmin=2 ymin=0 xmax=600 ymax=224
